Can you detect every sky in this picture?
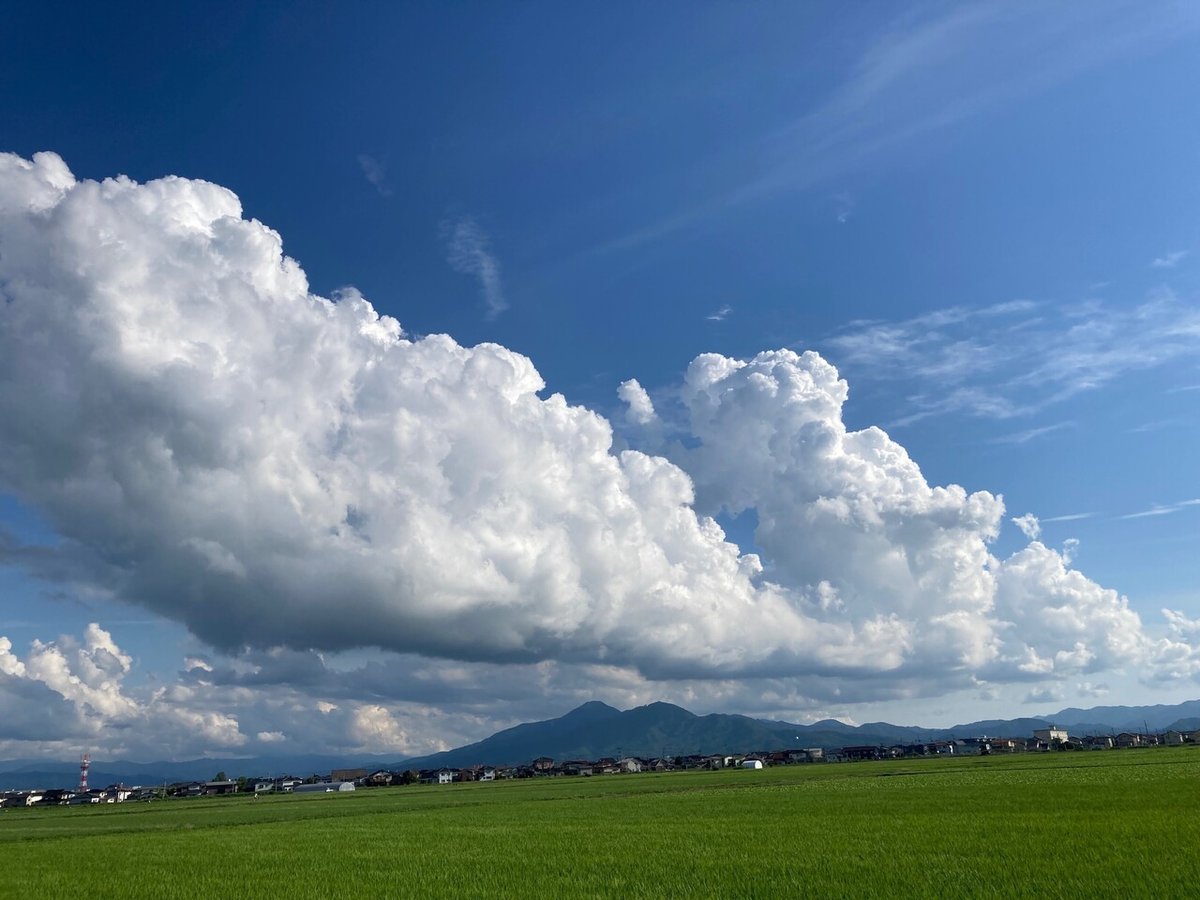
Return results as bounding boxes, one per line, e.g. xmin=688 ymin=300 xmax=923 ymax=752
xmin=1 ymin=0 xmax=1199 ymax=762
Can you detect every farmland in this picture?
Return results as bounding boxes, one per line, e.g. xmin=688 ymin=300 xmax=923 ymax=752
xmin=1 ymin=748 xmax=1197 ymax=898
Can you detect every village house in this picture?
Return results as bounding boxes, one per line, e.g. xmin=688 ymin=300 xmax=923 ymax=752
xmin=1033 ymin=727 xmax=1070 ymax=745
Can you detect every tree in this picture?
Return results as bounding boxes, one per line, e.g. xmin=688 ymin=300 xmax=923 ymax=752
xmin=214 ymin=771 xmax=227 ymax=782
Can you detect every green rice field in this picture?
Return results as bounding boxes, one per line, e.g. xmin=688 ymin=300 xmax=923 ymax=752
xmin=2 ymin=747 xmax=1198 ymax=898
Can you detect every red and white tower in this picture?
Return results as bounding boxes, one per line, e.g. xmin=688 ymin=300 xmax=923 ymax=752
xmin=78 ymin=752 xmax=90 ymax=792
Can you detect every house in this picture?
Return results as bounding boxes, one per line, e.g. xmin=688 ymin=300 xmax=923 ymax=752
xmin=365 ymin=770 xmax=394 ymax=786
xmin=101 ymin=785 xmax=134 ymax=803
xmin=1116 ymin=732 xmax=1142 ymax=748
xmin=840 ymin=746 xmax=884 ymax=761
xmin=618 ymin=757 xmax=643 ymax=773
xmin=331 ymin=768 xmax=368 ymax=783
xmin=34 ymin=790 xmax=75 ymax=806
xmin=531 ymin=757 xmax=555 ymax=773
xmin=203 ymin=780 xmax=238 ymax=796
xmin=1163 ymin=731 xmax=1185 ymax=746
xmin=1033 ymin=727 xmax=1070 ymax=745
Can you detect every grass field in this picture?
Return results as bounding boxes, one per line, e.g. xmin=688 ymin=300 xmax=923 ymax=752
xmin=2 ymin=748 xmax=1198 ymax=898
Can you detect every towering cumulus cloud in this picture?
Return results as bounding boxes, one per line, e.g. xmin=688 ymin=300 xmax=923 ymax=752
xmin=0 ymin=152 xmax=1194 ymax=701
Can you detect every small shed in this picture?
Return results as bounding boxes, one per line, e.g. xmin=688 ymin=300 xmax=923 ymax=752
xmin=741 ymin=759 xmax=764 ymax=770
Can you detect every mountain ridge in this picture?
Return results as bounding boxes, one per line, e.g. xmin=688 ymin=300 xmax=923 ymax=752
xmin=4 ymin=698 xmax=1197 ymax=790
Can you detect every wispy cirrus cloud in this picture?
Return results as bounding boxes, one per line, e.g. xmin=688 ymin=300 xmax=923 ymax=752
xmin=824 ymin=293 xmax=1200 ymax=427
xmin=706 ymin=304 xmax=732 ymax=322
xmin=443 ymin=215 xmax=508 ymax=319
xmin=992 ymin=422 xmax=1073 ymax=445
xmin=1151 ymin=250 xmax=1189 ymax=269
xmin=357 ymin=153 xmax=391 ymax=197
xmin=1041 ymin=512 xmax=1094 ymax=524
xmin=1119 ymin=499 xmax=1200 ymax=521
xmin=586 ymin=2 xmax=1200 ymax=257
xmin=833 ymin=192 xmax=855 ymax=224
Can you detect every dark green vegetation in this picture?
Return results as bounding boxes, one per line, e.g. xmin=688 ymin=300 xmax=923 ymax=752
xmin=2 ymin=748 xmax=1197 ymax=898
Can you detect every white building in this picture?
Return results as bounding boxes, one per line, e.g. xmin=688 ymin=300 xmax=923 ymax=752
xmin=1033 ymin=727 xmax=1070 ymax=744
xmin=292 ymin=781 xmax=356 ymax=794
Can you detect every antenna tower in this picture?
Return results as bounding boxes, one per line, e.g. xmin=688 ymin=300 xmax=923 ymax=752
xmin=78 ymin=752 xmax=90 ymax=792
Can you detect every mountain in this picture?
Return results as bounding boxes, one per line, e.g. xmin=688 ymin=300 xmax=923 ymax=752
xmin=5 ymin=698 xmax=1197 ymax=789
xmin=397 ymin=698 xmax=1200 ymax=770
xmin=1047 ymin=700 xmax=1200 ymax=732
xmin=398 ymin=703 xmax=957 ymax=770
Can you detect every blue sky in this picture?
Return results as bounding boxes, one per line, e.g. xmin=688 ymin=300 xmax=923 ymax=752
xmin=1 ymin=1 xmax=1199 ymax=760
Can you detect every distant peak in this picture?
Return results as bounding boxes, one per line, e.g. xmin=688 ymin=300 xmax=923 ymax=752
xmin=562 ymin=701 xmax=621 ymax=719
xmin=634 ymin=701 xmax=694 ymax=716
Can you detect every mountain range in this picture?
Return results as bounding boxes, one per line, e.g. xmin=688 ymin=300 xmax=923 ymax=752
xmin=392 ymin=698 xmax=1200 ymax=770
xmin=4 ymin=698 xmax=1198 ymax=790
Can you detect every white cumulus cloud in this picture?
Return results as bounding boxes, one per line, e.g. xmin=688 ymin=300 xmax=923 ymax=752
xmin=0 ymin=624 xmax=245 ymax=756
xmin=0 ymin=151 xmax=1195 ymax=718
xmin=1012 ymin=513 xmax=1041 ymax=540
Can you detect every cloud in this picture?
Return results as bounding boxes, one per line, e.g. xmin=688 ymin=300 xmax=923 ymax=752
xmin=833 ymin=193 xmax=854 ymax=224
xmin=617 ymin=379 xmax=657 ymax=426
xmin=1023 ymin=686 xmax=1062 ymax=704
xmin=0 ymin=623 xmax=475 ymax=759
xmin=0 ymin=152 xmax=1195 ymax=721
xmin=586 ymin=2 xmax=1200 ymax=256
xmin=443 ymin=215 xmax=507 ymax=318
xmin=826 ymin=295 xmax=1200 ymax=426
xmin=706 ymin=304 xmax=732 ymax=322
xmin=1041 ymin=512 xmax=1093 ymax=524
xmin=1164 ymin=609 xmax=1200 ymax=638
xmin=1076 ymin=681 xmax=1109 ymax=698
xmin=1012 ymin=514 xmax=1040 ymax=540
xmin=1151 ymin=250 xmax=1188 ymax=269
xmin=1119 ymin=499 xmax=1200 ymax=520
xmin=992 ymin=422 xmax=1072 ymax=444
xmin=0 ymin=625 xmax=244 ymax=756
xmin=356 ymin=154 xmax=391 ymax=197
